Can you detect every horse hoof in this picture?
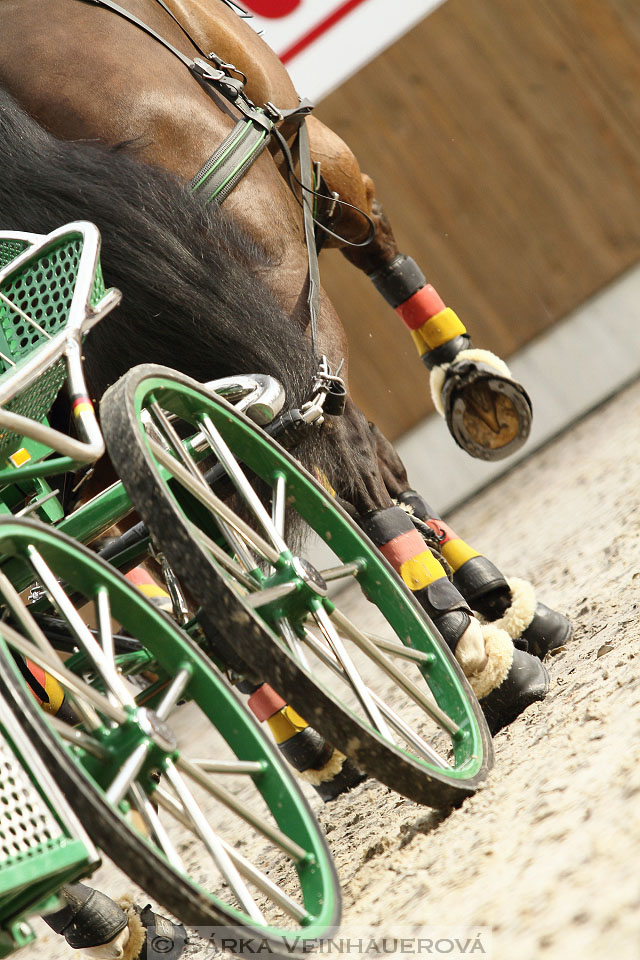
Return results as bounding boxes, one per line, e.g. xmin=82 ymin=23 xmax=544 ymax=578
xmin=43 ymin=884 xmax=129 ymax=954
xmin=312 ymin=756 xmax=368 ymax=802
xmin=441 ymin=357 xmax=532 ymax=461
xmin=124 ymin=902 xmax=188 ymax=960
xmin=522 ymin=602 xmax=573 ymax=659
xmin=479 ymin=647 xmax=549 ymax=735
xmin=474 ymin=578 xmax=573 ymax=661
xmin=278 ymin=725 xmax=366 ymax=800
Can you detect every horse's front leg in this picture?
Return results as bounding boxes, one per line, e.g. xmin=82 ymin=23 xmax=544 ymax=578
xmin=307 ymin=117 xmax=532 ymax=462
xmin=325 ymin=400 xmax=546 ymax=733
xmin=368 ymin=419 xmax=572 ymax=658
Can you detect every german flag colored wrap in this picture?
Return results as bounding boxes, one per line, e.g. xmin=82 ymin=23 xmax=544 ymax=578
xmin=396 ymin=489 xmax=512 ymax=620
xmin=360 ymin=504 xmax=551 ymax=733
xmin=357 ymin=505 xmax=473 ymax=654
xmin=245 ymin=683 xmax=365 ymax=801
xmin=18 ymin=657 xmax=78 ymax=724
xmin=125 ymin=566 xmax=173 ymax=615
xmin=368 ymin=254 xmax=469 ymax=369
xmin=396 ymin=489 xmax=573 ymax=661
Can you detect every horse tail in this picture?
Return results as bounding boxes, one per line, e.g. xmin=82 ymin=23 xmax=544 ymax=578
xmin=0 ymin=85 xmax=317 ymax=414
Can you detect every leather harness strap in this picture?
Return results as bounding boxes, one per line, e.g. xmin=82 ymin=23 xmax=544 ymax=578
xmin=80 ymin=0 xmax=329 ymax=357
xmin=189 ymin=117 xmax=270 ymax=204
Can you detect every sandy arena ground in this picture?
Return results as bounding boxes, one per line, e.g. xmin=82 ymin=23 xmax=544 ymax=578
xmin=21 ymin=377 xmax=640 ymax=960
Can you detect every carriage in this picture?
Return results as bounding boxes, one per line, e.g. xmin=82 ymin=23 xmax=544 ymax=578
xmin=0 ymin=222 xmax=491 ymax=956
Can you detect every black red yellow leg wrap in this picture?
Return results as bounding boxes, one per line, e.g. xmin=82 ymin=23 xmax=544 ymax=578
xmin=246 ymin=683 xmax=365 ymax=800
xmin=397 ymin=490 xmax=511 ymax=618
xmin=397 ymin=490 xmax=572 ymax=657
xmin=357 ymin=506 xmax=472 ymax=654
xmin=18 ymin=657 xmax=78 ymax=725
xmin=125 ymin=566 xmax=173 ymax=615
xmin=368 ymin=254 xmax=469 ymax=368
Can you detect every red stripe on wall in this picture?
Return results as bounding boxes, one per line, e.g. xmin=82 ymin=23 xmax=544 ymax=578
xmin=280 ymin=0 xmax=370 ymax=63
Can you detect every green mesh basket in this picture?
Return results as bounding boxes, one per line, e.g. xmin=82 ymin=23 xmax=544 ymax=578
xmin=0 ymin=241 xmax=30 ymax=273
xmin=0 ymin=724 xmax=97 ymax=948
xmin=0 ymin=235 xmax=106 ymax=460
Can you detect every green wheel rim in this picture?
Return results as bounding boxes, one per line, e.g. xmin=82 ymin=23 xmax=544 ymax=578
xmin=102 ymin=365 xmax=493 ymax=808
xmin=0 ymin=517 xmax=340 ymax=946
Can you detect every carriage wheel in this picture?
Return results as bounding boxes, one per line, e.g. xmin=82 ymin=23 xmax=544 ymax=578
xmin=0 ymin=518 xmax=340 ymax=955
xmin=101 ymin=365 xmax=493 ymax=808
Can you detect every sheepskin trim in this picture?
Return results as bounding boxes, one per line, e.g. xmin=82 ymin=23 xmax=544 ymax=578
xmin=454 ymin=348 xmax=512 ymax=379
xmin=429 ymin=363 xmax=448 ymax=417
xmin=117 ymin=898 xmax=147 ymax=960
xmin=454 ymin=617 xmax=487 ymax=676
xmin=488 ymin=577 xmax=537 ymax=639
xmin=298 ymin=748 xmax=346 ymax=785
xmin=468 ymin=625 xmax=514 ymax=700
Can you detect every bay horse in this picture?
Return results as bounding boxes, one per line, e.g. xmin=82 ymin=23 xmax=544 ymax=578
xmin=0 ymin=0 xmax=565 ymax=729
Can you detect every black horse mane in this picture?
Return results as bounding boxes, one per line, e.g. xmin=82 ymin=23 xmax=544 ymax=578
xmin=0 ymin=86 xmax=316 ymax=409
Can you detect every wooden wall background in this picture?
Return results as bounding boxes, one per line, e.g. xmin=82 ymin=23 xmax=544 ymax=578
xmin=315 ymin=0 xmax=640 ymax=440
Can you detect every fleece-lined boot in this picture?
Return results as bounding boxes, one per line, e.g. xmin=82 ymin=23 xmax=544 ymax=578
xmin=397 ymin=491 xmax=573 ymax=659
xmin=43 ymin=884 xmax=186 ymax=959
xmin=367 ymin=253 xmax=531 ymax=460
xmin=358 ymin=505 xmax=548 ymax=732
xmin=243 ymin=681 xmax=366 ymax=800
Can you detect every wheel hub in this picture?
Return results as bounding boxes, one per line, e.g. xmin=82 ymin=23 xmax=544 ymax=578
xmin=290 ymin=557 xmax=328 ymax=597
xmin=136 ymin=708 xmax=178 ymax=753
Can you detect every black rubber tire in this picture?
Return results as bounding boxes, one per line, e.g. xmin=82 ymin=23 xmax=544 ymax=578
xmin=101 ymin=364 xmax=493 ymax=808
xmin=0 ymin=519 xmax=341 ymax=955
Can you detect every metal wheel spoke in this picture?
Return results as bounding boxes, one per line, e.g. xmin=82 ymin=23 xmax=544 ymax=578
xmin=318 ymin=562 xmax=362 ymax=583
xmin=26 ymin=546 xmax=135 ymax=709
xmin=271 ymin=473 xmax=286 ymax=540
xmin=149 ymin=401 xmax=203 ymax=482
xmin=365 ymin=635 xmax=436 ymax=665
xmin=0 ymin=568 xmax=59 ymax=657
xmin=129 ymin=781 xmax=186 ymax=873
xmin=0 ymin=622 xmax=123 ymax=730
xmin=301 ymin=626 xmax=450 ymax=767
xmin=176 ymin=756 xmax=306 ymax=862
xmin=0 ymin=570 xmax=104 ymax=731
xmin=49 ymin=716 xmax=110 ymax=759
xmin=191 ymin=759 xmax=265 ymax=776
xmin=105 ymin=742 xmax=152 ymax=806
xmin=155 ymin=787 xmax=308 ymax=922
xmin=188 ymin=522 xmax=258 ymax=589
xmin=149 ymin=439 xmax=279 ymax=564
xmin=198 ymin=412 xmax=288 ymax=556
xmin=276 ymin=616 xmax=310 ymax=670
xmin=155 ymin=666 xmax=191 ymax=721
xmin=246 ymin=582 xmax=298 ymax=610
xmin=312 ymin=604 xmax=393 ymax=741
xmin=164 ymin=762 xmax=265 ymax=923
xmin=95 ymin=587 xmax=121 ymax=711
xmin=211 ymin=517 xmax=260 ymax=575
xmin=330 ymin=608 xmax=460 ymax=737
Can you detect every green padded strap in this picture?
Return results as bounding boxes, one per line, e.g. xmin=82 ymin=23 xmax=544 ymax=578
xmin=189 ymin=117 xmax=270 ymax=205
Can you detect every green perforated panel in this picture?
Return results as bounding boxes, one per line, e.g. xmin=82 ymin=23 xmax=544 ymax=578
xmin=0 ymin=240 xmax=81 ymax=366
xmin=0 ymin=239 xmax=31 ymax=271
xmin=0 ymin=730 xmax=65 ymax=866
xmin=0 ymin=235 xmax=106 ymax=459
xmin=0 ymin=358 xmax=67 ymax=459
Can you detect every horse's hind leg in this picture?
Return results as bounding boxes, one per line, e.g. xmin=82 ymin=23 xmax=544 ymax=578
xmin=307 ymin=118 xmax=531 ymax=461
xmin=368 ymin=420 xmax=573 ymax=661
xmin=321 ymin=401 xmax=545 ymax=733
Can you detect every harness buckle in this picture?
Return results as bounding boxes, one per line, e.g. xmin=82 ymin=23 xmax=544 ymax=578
xmin=191 ymin=58 xmax=227 ymax=83
xmin=263 ymin=101 xmax=283 ymax=123
xmin=207 ymin=54 xmax=248 ymax=88
xmin=300 ymin=356 xmax=347 ymax=423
